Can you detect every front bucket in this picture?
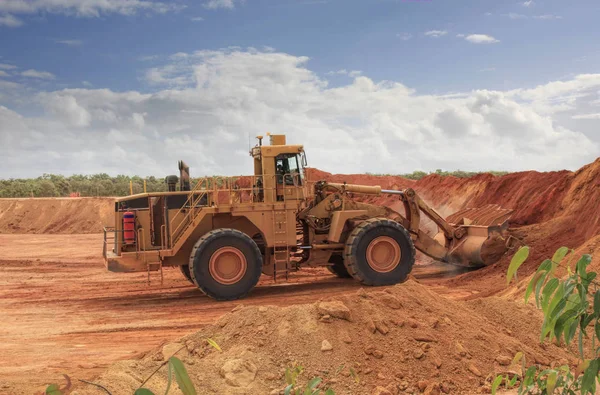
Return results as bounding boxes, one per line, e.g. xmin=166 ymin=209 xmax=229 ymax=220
xmin=437 ymin=205 xmax=514 ymax=267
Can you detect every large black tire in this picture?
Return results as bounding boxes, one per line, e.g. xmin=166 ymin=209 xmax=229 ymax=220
xmin=189 ymin=229 xmax=263 ymax=301
xmin=326 ymin=254 xmax=352 ymax=278
xmin=344 ymin=218 xmax=415 ymax=286
xmin=179 ymin=265 xmax=194 ymax=284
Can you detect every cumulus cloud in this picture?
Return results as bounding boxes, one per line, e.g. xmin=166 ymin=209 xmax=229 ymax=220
xmin=0 ymin=70 xmax=10 ymax=77
xmin=0 ymin=0 xmax=183 ymax=25
xmin=204 ymin=0 xmax=238 ymax=9
xmin=0 ymin=49 xmax=598 ymax=178
xmin=326 ymin=69 xmax=362 ymax=77
xmin=0 ymin=13 xmax=23 ymax=27
xmin=424 ymin=30 xmax=447 ymax=38
xmin=463 ymin=34 xmax=500 ymax=44
xmin=0 ymin=63 xmax=17 ymax=70
xmin=21 ymin=69 xmax=55 ymax=79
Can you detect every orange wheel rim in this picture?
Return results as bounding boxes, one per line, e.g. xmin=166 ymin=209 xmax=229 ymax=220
xmin=366 ymin=236 xmax=401 ymax=273
xmin=209 ymin=247 xmax=247 ymax=285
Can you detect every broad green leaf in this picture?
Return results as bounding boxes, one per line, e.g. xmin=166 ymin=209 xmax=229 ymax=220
xmin=491 ymin=375 xmax=503 ymax=395
xmin=535 ymin=270 xmax=550 ymax=308
xmin=576 ymin=254 xmax=592 ymax=276
xmin=508 ymin=374 xmax=518 ymax=387
xmin=205 ymin=338 xmax=222 ymax=352
xmin=284 ymin=384 xmax=293 ymax=395
xmin=541 ymin=278 xmax=559 ymax=314
xmin=307 ymin=377 xmax=322 ymax=390
xmin=526 ymin=271 xmax=545 ymax=304
xmin=169 ymin=357 xmax=197 ymax=395
xmin=324 ymin=390 xmax=335 ymax=395
xmin=566 ymin=318 xmax=578 ymax=346
xmin=554 ymin=308 xmax=579 ymax=342
xmin=552 ymin=247 xmax=570 ymax=264
xmin=46 ymin=384 xmax=62 ymax=395
xmin=523 ymin=366 xmax=537 ymax=387
xmin=507 ymin=246 xmax=529 ymax=285
xmin=546 ymin=371 xmax=557 ymax=394
xmin=134 ymin=390 xmax=155 ymax=395
xmin=581 ymin=358 xmax=599 ymax=394
xmin=596 ymin=321 xmax=600 ymax=344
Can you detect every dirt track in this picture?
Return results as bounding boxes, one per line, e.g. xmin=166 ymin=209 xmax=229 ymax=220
xmin=0 ymin=233 xmax=468 ymax=393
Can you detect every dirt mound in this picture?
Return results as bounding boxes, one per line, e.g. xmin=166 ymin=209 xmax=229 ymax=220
xmin=77 ymin=280 xmax=573 ymax=395
xmin=0 ymin=197 xmax=114 ymax=234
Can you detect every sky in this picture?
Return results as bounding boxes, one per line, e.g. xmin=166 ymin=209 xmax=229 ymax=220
xmin=0 ymin=0 xmax=599 ymax=178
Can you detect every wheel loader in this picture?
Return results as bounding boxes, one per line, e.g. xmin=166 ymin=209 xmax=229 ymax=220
xmin=103 ymin=134 xmax=513 ymax=300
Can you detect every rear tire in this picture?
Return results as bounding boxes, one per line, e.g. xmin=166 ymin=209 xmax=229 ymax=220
xmin=189 ymin=229 xmax=263 ymax=301
xmin=344 ymin=218 xmax=415 ymax=286
xmin=179 ymin=265 xmax=194 ymax=284
xmin=326 ymin=254 xmax=352 ymax=278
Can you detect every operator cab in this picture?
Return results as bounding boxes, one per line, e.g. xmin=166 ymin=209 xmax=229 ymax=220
xmin=250 ymin=134 xmax=307 ymax=203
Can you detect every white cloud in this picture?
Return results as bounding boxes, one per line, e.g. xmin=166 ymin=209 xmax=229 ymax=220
xmin=0 ymin=63 xmax=17 ymax=70
xmin=397 ymin=33 xmax=412 ymax=41
xmin=505 ymin=13 xmax=527 ymax=19
xmin=326 ymin=69 xmax=362 ymax=77
xmin=191 ymin=16 xmax=204 ymax=21
xmin=463 ymin=34 xmax=500 ymax=44
xmin=0 ymin=70 xmax=10 ymax=77
xmin=21 ymin=69 xmax=56 ymax=79
xmin=424 ymin=30 xmax=447 ymax=38
xmin=0 ymin=13 xmax=23 ymax=27
xmin=456 ymin=34 xmax=465 ymax=38
xmin=0 ymin=0 xmax=184 ymax=23
xmin=572 ymin=113 xmax=600 ymax=120
xmin=534 ymin=14 xmax=562 ymax=20
xmin=521 ymin=0 xmax=534 ymax=7
xmin=0 ymin=49 xmax=598 ymax=178
xmin=55 ymin=39 xmax=83 ymax=46
xmin=204 ymin=0 xmax=238 ymax=10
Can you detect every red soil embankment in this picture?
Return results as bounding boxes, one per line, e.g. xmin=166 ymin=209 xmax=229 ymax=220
xmin=0 ymin=197 xmax=114 ymax=234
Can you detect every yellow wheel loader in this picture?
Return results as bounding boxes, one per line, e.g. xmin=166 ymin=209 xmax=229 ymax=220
xmin=103 ymin=134 xmax=513 ymax=300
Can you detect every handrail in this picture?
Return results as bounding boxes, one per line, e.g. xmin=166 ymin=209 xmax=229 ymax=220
xmin=162 ymin=173 xmax=306 ymax=251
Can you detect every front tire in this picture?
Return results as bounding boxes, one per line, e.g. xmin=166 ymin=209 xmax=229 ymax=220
xmin=344 ymin=218 xmax=415 ymax=286
xmin=189 ymin=229 xmax=263 ymax=301
xmin=326 ymin=254 xmax=352 ymax=278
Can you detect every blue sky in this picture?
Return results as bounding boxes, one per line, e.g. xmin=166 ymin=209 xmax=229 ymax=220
xmin=0 ymin=0 xmax=599 ymax=177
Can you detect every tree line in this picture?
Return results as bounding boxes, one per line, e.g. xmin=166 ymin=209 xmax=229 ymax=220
xmin=0 ymin=170 xmax=509 ymax=198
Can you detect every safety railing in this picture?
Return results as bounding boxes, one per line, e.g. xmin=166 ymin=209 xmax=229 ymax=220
xmin=165 ymin=173 xmax=306 ymax=250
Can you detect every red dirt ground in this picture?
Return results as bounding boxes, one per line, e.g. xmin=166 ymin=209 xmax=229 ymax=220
xmin=0 ymin=234 xmax=466 ymax=394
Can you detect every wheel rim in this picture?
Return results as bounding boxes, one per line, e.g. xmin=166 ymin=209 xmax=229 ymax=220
xmin=366 ymin=236 xmax=401 ymax=273
xmin=209 ymin=247 xmax=247 ymax=285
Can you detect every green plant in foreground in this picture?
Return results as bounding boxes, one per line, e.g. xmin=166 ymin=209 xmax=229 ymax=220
xmin=135 ymin=356 xmax=197 ymax=395
xmin=493 ymin=246 xmax=598 ymax=394
xmin=284 ymin=364 xmax=335 ymax=395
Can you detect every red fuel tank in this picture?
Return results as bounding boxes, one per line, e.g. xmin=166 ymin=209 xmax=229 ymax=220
xmin=123 ymin=211 xmax=136 ymax=245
